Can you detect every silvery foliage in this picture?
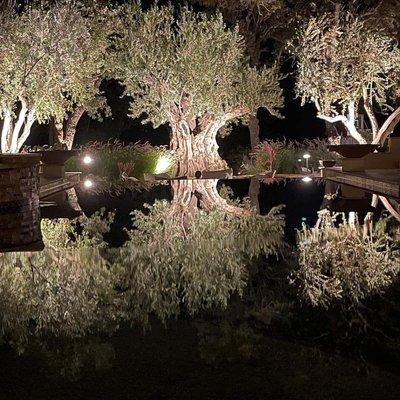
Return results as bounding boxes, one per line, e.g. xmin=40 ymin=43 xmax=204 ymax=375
xmin=112 ymin=3 xmax=283 ymax=128
xmin=291 ymin=13 xmax=400 ymax=118
xmin=0 ymin=1 xmax=115 ymax=144
xmin=0 ymin=204 xmax=285 ymax=348
xmin=117 ymin=201 xmax=285 ymax=322
xmin=0 ymin=211 xmax=119 ymax=350
xmin=294 ymin=211 xmax=400 ymax=309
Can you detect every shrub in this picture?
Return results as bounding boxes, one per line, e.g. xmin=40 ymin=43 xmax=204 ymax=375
xmin=293 ymin=211 xmax=400 ymax=308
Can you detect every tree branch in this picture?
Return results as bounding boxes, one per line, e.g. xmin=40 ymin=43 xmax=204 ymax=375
xmin=9 ymin=100 xmax=28 ymax=153
xmin=362 ymin=87 xmax=379 ymax=139
xmin=348 ymin=100 xmax=356 ymax=126
xmin=64 ymin=105 xmax=85 ymax=150
xmin=317 ymin=114 xmax=347 ymax=124
xmin=379 ymin=196 xmax=400 ymax=222
xmin=224 ymin=106 xmax=251 ymax=123
xmin=1 ymin=108 xmax=12 ymax=153
xmin=373 ymin=106 xmax=400 ymax=145
xmin=16 ymin=108 xmax=36 ymax=152
xmin=317 ymin=111 xmax=367 ymax=144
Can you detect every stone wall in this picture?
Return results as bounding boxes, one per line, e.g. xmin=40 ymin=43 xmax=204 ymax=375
xmin=0 ymin=162 xmax=42 ymax=251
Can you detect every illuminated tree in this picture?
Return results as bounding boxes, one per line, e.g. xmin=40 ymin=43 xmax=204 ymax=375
xmin=0 ymin=212 xmax=120 ymax=346
xmin=190 ymin=1 xmax=368 ymax=147
xmin=119 ymin=180 xmax=285 ymax=316
xmin=190 ymin=0 xmax=288 ymax=149
xmin=50 ymin=1 xmax=117 ymax=150
xmin=0 ymin=1 xmax=115 ymax=153
xmin=113 ymin=4 xmax=283 ymax=176
xmin=291 ymin=11 xmax=400 ymax=144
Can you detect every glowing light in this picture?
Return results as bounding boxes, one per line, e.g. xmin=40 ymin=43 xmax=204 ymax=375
xmin=83 ymin=179 xmax=93 ymax=188
xmin=83 ymin=155 xmax=93 ymax=165
xmin=302 ymin=176 xmax=312 ymax=183
xmin=303 ymin=153 xmax=311 ymax=170
xmin=155 ymin=155 xmax=171 ymax=174
xmin=298 ymin=159 xmax=302 ymax=162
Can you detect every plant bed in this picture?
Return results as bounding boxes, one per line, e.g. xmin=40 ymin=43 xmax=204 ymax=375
xmin=39 ymin=150 xmax=79 ymax=165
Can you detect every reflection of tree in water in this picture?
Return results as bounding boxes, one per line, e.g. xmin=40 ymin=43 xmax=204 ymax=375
xmin=169 ymin=179 xmax=252 ymax=229
xmin=119 ymin=179 xmax=284 ymax=321
xmin=194 ymin=213 xmax=400 ymax=380
xmin=0 ymin=180 xmax=285 ymax=376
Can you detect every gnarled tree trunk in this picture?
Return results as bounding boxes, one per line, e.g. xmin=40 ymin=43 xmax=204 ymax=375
xmin=1 ymin=103 xmax=36 ymax=153
xmin=170 ymin=118 xmax=228 ymax=177
xmin=52 ymin=106 xmax=85 ymax=150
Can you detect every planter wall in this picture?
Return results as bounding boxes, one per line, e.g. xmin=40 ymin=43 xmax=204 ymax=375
xmin=0 ymin=155 xmax=43 ymax=251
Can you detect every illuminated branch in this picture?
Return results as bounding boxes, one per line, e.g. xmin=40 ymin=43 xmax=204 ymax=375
xmin=373 ymin=106 xmax=400 ymax=145
xmin=379 ymin=196 xmax=400 ymax=223
xmin=292 ymin=12 xmax=400 ymax=145
xmin=1 ymin=108 xmax=12 ymax=153
xmin=362 ymin=87 xmax=379 ymax=139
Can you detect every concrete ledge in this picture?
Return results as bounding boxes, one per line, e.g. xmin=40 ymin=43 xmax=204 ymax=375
xmin=323 ymin=167 xmax=400 ymax=199
xmin=39 ymin=172 xmax=81 ymax=199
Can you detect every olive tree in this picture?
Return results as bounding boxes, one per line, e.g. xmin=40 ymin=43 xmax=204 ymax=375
xmin=0 ymin=1 xmax=115 ymax=153
xmin=0 ymin=212 xmax=119 ymax=347
xmin=50 ymin=1 xmax=117 ymax=149
xmin=113 ymin=4 xmax=283 ymax=177
xmin=291 ymin=11 xmax=400 ymax=144
xmin=119 ymin=180 xmax=285 ymax=317
xmin=190 ymin=0 xmax=288 ymax=149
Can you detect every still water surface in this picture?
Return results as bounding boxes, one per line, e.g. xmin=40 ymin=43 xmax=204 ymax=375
xmin=0 ymin=179 xmax=399 ymax=400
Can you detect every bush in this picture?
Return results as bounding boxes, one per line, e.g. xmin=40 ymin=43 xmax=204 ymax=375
xmin=240 ymin=138 xmax=339 ymax=175
xmin=66 ymin=141 xmax=175 ymax=189
xmin=293 ymin=211 xmax=400 ymax=308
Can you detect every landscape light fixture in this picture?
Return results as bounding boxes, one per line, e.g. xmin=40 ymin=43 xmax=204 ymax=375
xmin=303 ymin=153 xmax=311 ymax=169
xmin=83 ymin=155 xmax=93 ymax=165
xmin=155 ymin=154 xmax=171 ymax=174
xmin=302 ymin=176 xmax=312 ymax=183
xmin=83 ymin=179 xmax=93 ymax=188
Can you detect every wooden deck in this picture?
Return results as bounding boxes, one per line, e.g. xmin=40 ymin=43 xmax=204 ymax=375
xmin=39 ymin=172 xmax=81 ymax=199
xmin=323 ymin=167 xmax=400 ymax=200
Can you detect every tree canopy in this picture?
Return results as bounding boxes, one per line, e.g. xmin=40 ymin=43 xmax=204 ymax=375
xmin=113 ymin=3 xmax=283 ymax=129
xmin=291 ymin=10 xmax=400 ymax=143
xmin=0 ymin=0 xmax=116 ymax=152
